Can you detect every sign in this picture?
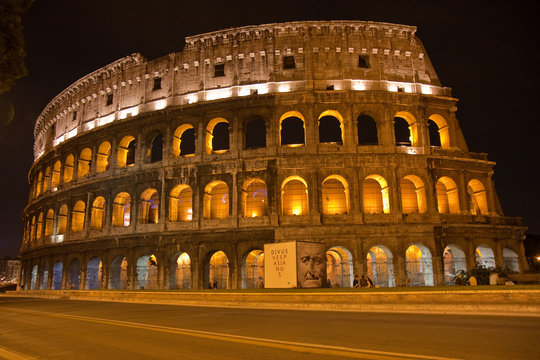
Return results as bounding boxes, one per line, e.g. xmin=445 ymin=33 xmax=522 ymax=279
xmin=264 ymin=242 xmax=297 ymax=288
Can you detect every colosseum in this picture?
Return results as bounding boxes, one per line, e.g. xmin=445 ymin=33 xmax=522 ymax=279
xmin=19 ymin=20 xmax=527 ymax=291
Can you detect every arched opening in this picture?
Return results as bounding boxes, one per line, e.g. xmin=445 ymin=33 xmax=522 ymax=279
xmin=503 ymin=248 xmax=520 ymax=273
xmin=280 ymin=111 xmax=305 ymax=146
xmin=206 ymin=251 xmax=229 ymax=289
xmin=173 ymin=124 xmax=195 ymax=157
xmin=203 ymin=181 xmax=229 ymax=219
xmin=318 ymin=110 xmax=343 ymax=144
xmin=394 ymin=112 xmax=418 ymax=146
xmin=36 ymin=212 xmax=43 ymax=241
xmin=149 ymin=133 xmax=163 ymax=163
xmin=468 ymin=179 xmax=488 ymax=215
xmin=322 ymin=175 xmax=349 ymax=215
xmin=90 ymin=196 xmax=105 ymax=230
xmin=29 ymin=216 xmax=35 ymax=242
xmin=78 ymin=148 xmax=92 ymax=178
xmin=476 ymin=245 xmax=496 ymax=268
xmin=436 ymin=177 xmax=460 ymax=214
xmin=64 ymin=154 xmax=74 ymax=183
xmin=136 ymin=254 xmax=158 ymax=289
xmin=367 ymin=246 xmax=395 ymax=287
xmin=51 ymin=160 xmax=61 ymax=188
xmin=169 ymin=185 xmax=193 ymax=222
xmin=242 ymin=250 xmax=265 ymax=289
xmin=443 ymin=244 xmax=467 ymax=285
xmin=118 ymin=135 xmax=136 ymax=167
xmin=96 ymin=141 xmax=111 ymax=173
xmin=245 ymin=117 xmax=266 ymax=149
xmin=40 ymin=261 xmax=49 ymax=289
xmin=357 ymin=115 xmax=378 ymax=145
xmin=243 ymin=179 xmax=268 ymax=217
xmin=36 ymin=172 xmax=43 ymax=197
xmin=112 ymin=192 xmax=131 ymax=226
xmin=169 ymin=252 xmax=191 ymax=289
xmin=71 ymin=200 xmax=86 ymax=232
xmin=428 ymin=114 xmax=450 ymax=149
xmin=405 ymin=244 xmax=434 ymax=286
xmin=43 ymin=166 xmax=50 ymax=193
xmin=67 ymin=258 xmax=81 ymax=290
xmin=109 ymin=255 xmax=128 ymax=289
xmin=206 ymin=118 xmax=229 ymax=154
xmin=57 ymin=205 xmax=68 ymax=236
xmin=139 ymin=188 xmax=159 ymax=224
xmin=52 ymin=261 xmax=63 ymax=290
xmin=400 ymin=175 xmax=427 ymax=214
xmin=85 ymin=257 xmax=102 ymax=290
xmin=45 ymin=209 xmax=54 ymax=238
xmin=326 ymin=246 xmax=353 ymax=287
xmin=363 ymin=175 xmax=390 ymax=214
xmin=30 ymin=264 xmax=38 ymax=290
xmin=281 ymin=176 xmax=309 ymax=216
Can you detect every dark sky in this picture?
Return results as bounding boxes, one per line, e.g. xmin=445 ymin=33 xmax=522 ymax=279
xmin=1 ymin=0 xmax=538 ymax=257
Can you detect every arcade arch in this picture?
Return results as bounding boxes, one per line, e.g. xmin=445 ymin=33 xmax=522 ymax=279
xmin=322 ymin=175 xmax=349 ymax=215
xmin=281 ymin=176 xmax=309 ymax=216
xmin=71 ymin=200 xmax=86 ymax=232
xmin=112 ymin=192 xmax=131 ymax=226
xmin=363 ymin=175 xmax=390 ymax=214
xmin=326 ymin=246 xmax=353 ymax=287
xmin=117 ymin=135 xmax=136 ymax=167
xmin=172 ymin=124 xmax=195 ymax=157
xmin=109 ymin=255 xmax=128 ymax=289
xmin=243 ymin=179 xmax=268 ymax=217
xmin=206 ymin=117 xmax=229 ymax=154
xmin=428 ymin=114 xmax=450 ymax=149
xmin=280 ymin=111 xmax=305 ymax=146
xmin=318 ymin=110 xmax=344 ymax=144
xmin=400 ymin=175 xmax=427 ymax=214
xmin=467 ymin=179 xmax=488 ymax=215
xmin=139 ymin=188 xmax=159 ymax=224
xmin=52 ymin=261 xmax=63 ymax=290
xmin=78 ymin=148 xmax=92 ymax=178
xmin=203 ymin=181 xmax=229 ymax=219
xmin=206 ymin=251 xmax=229 ymax=289
xmin=436 ymin=177 xmax=460 ymax=214
xmin=476 ymin=245 xmax=496 ymax=268
xmin=136 ymin=254 xmax=158 ymax=289
xmin=503 ymin=248 xmax=520 ymax=273
xmin=169 ymin=252 xmax=191 ymax=289
xmin=367 ymin=246 xmax=395 ymax=287
xmin=96 ymin=141 xmax=111 ymax=173
xmin=90 ymin=196 xmax=105 ymax=230
xmin=169 ymin=185 xmax=193 ymax=222
xmin=242 ymin=250 xmax=265 ymax=288
xmin=86 ymin=257 xmax=102 ymax=290
xmin=405 ymin=244 xmax=434 ymax=286
xmin=64 ymin=154 xmax=74 ymax=183
xmin=443 ymin=244 xmax=467 ymax=285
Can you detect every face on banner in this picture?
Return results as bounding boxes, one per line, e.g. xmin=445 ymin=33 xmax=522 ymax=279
xmin=297 ymin=242 xmax=325 ymax=288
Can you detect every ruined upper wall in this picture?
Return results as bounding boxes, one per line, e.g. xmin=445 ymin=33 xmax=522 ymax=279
xmin=33 ymin=20 xmax=448 ymax=160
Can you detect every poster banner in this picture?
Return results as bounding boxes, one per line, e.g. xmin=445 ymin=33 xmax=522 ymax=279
xmin=296 ymin=241 xmax=326 ymax=288
xmin=264 ymin=242 xmax=297 ymax=288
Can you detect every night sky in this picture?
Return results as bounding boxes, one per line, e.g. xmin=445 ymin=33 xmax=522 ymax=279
xmin=1 ymin=1 xmax=538 ymax=257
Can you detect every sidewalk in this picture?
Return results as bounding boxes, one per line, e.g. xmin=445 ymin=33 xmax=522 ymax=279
xmin=6 ymin=288 xmax=540 ymax=317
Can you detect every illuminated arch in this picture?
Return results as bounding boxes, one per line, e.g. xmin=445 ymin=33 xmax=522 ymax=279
xmin=71 ymin=200 xmax=86 ymax=232
xmin=428 ymin=114 xmax=450 ymax=149
xmin=67 ymin=258 xmax=81 ymax=289
xmin=207 ymin=250 xmax=229 ymax=289
xmin=467 ymin=179 xmax=488 ymax=215
xmin=281 ymin=176 xmax=309 ymax=216
xmin=367 ymin=245 xmax=395 ymax=287
xmin=45 ymin=209 xmax=54 ymax=237
xmin=109 ymin=255 xmax=128 ymax=289
xmin=85 ymin=257 xmax=102 ymax=290
xmin=172 ymin=124 xmax=195 ymax=157
xmin=43 ymin=166 xmax=50 ymax=193
xmin=206 ymin=117 xmax=229 ymax=154
xmin=36 ymin=212 xmax=43 ymax=240
xmin=394 ymin=111 xmax=418 ymax=146
xmin=64 ymin=154 xmax=74 ymax=183
xmin=52 ymin=261 xmax=63 ymax=289
xmin=203 ymin=181 xmax=229 ymax=219
xmin=322 ymin=175 xmax=349 ymax=215
xmin=242 ymin=250 xmax=265 ymax=288
xmin=502 ymin=248 xmax=520 ymax=273
xmin=136 ymin=254 xmax=158 ymax=289
xmin=51 ymin=160 xmax=61 ymax=188
xmin=318 ymin=110 xmax=344 ymax=145
xmin=30 ymin=216 xmax=36 ymax=242
xmin=139 ymin=188 xmax=159 ymax=224
xmin=112 ymin=192 xmax=131 ymax=227
xmin=326 ymin=246 xmax=353 ymax=287
xmin=443 ymin=244 xmax=467 ymax=285
xmin=476 ymin=245 xmax=496 ymax=268
xmin=242 ymin=178 xmax=268 ymax=217
xmin=78 ymin=148 xmax=92 ymax=178
xmin=96 ymin=141 xmax=111 ymax=173
xmin=400 ymin=175 xmax=427 ymax=214
xmin=90 ymin=196 xmax=105 ymax=230
xmin=148 ymin=132 xmax=163 ymax=163
xmin=363 ymin=174 xmax=390 ymax=214
xmin=436 ymin=176 xmax=460 ymax=214
xmin=405 ymin=244 xmax=434 ymax=286
xmin=117 ymin=135 xmax=136 ymax=167
xmin=57 ymin=204 xmax=68 ymax=235
xmin=169 ymin=252 xmax=191 ymax=289
xmin=280 ymin=111 xmax=305 ymax=146
xmin=36 ymin=171 xmax=43 ymax=197
xmin=169 ymin=184 xmax=193 ymax=222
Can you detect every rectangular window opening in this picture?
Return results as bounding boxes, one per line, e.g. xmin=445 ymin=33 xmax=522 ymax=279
xmin=72 ymin=111 xmax=77 ymax=121
xmin=106 ymin=93 xmax=113 ymax=106
xmin=358 ymin=55 xmax=370 ymax=68
xmin=153 ymin=77 xmax=162 ymax=91
xmin=326 ymin=85 xmax=335 ymax=91
xmin=283 ymin=56 xmax=296 ymax=69
xmin=214 ymin=64 xmax=225 ymax=77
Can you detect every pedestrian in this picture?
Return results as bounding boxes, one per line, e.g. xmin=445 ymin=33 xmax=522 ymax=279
xmin=366 ymin=275 xmax=374 ymax=288
xmin=359 ymin=275 xmax=369 ymax=288
xmin=468 ymin=275 xmax=477 ymax=286
xmin=352 ymin=274 xmax=359 ymax=288
xmin=455 ymin=274 xmax=466 ymax=285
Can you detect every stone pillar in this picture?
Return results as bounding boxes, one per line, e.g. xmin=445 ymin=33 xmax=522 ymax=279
xmin=467 ymin=239 xmax=477 ymax=270
xmin=61 ymin=257 xmax=69 ymax=290
xmin=394 ymin=250 xmax=407 ymax=287
xmin=46 ymin=257 xmax=53 ymax=290
xmin=494 ymin=240 xmax=504 ymax=268
xmin=80 ymin=259 xmax=87 ymax=290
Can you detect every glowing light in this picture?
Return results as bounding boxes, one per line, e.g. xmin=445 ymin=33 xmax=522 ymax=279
xmin=388 ymin=84 xmax=398 ymax=92
xmin=66 ymin=128 xmax=78 ymax=139
xmin=98 ymin=114 xmax=115 ymax=126
xmin=254 ymin=84 xmax=269 ymax=94
xmin=84 ymin=121 xmax=95 ymax=131
xmin=536 ymin=256 xmax=540 ymax=261
xmin=186 ymin=95 xmax=198 ymax=104
xmin=36 ymin=150 xmax=45 ymax=158
xmin=154 ymin=99 xmax=167 ymax=110
xmin=292 ymin=206 xmax=301 ymax=215
xmin=278 ymin=84 xmax=291 ymax=92
xmin=52 ymin=187 xmax=58 ymax=192
xmin=238 ymin=87 xmax=251 ymax=96
xmin=286 ymin=143 xmax=303 ymax=148
xmin=119 ymin=106 xmax=139 ymax=119
xmin=206 ymin=88 xmax=232 ymax=101
xmin=56 ymin=234 xmax=64 ymax=243
xmin=421 ymin=85 xmax=433 ymax=95
xmin=403 ymin=85 xmax=413 ymax=93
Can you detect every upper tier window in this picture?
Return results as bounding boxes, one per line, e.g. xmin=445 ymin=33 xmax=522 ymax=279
xmin=358 ymin=55 xmax=370 ymax=68
xmin=214 ymin=64 xmax=225 ymax=77
xmin=283 ymin=56 xmax=295 ymax=69
xmin=153 ymin=77 xmax=162 ymax=91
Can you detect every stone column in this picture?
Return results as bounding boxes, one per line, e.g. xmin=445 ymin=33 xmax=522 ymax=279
xmin=494 ymin=240 xmax=504 ymax=268
xmin=394 ymin=247 xmax=407 ymax=287
xmin=466 ymin=239 xmax=477 ymax=270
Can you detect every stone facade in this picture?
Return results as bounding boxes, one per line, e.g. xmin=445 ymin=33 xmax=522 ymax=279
xmin=19 ymin=21 xmax=526 ymax=291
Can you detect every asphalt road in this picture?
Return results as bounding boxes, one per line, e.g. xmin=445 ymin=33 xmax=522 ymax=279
xmin=0 ymin=296 xmax=538 ymax=360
